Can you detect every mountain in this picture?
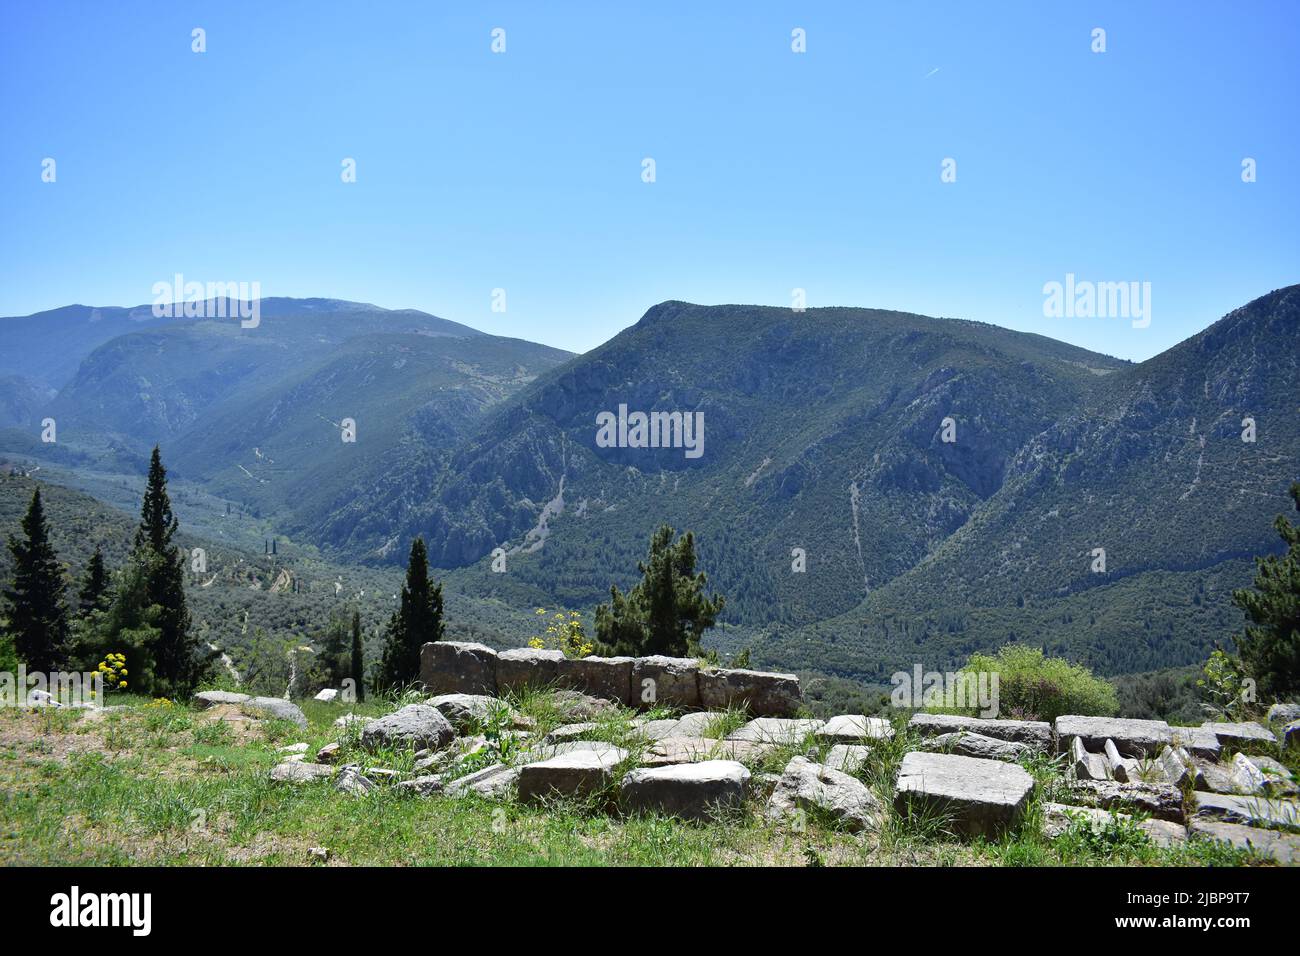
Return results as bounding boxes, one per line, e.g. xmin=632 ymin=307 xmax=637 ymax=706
xmin=2 ymin=288 xmax=1296 ymax=685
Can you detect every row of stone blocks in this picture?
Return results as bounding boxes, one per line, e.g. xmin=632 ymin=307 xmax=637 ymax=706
xmin=419 ymin=641 xmax=802 ymax=716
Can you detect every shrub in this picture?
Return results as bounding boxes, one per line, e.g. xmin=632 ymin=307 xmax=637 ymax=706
xmin=956 ymin=644 xmax=1119 ymax=722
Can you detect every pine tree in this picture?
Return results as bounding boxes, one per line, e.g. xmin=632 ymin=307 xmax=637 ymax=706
xmin=1233 ymin=482 xmax=1300 ymax=698
xmin=2 ymin=488 xmax=70 ymax=671
xmin=594 ymin=524 xmax=725 ymax=657
xmin=377 ymin=537 xmax=444 ymax=689
xmin=78 ymin=545 xmax=109 ymax=616
xmin=350 ymin=607 xmax=365 ymax=702
xmin=132 ymin=446 xmax=211 ymax=696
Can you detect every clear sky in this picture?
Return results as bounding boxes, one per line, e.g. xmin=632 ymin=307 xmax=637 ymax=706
xmin=1 ymin=1 xmax=1296 ymax=361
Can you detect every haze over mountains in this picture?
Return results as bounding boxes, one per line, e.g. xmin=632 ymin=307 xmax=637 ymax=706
xmin=1 ymin=288 xmax=1297 ymax=685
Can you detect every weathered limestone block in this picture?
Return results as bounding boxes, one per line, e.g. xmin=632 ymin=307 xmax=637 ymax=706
xmin=496 ymin=647 xmax=564 ymax=693
xmin=669 ymin=712 xmax=726 ymax=738
xmin=543 ymin=722 xmax=599 ymax=744
xmin=1055 ymin=716 xmax=1172 ymax=757
xmin=243 ymin=696 xmax=308 ymax=728
xmin=1193 ymin=791 xmax=1300 ymax=831
xmin=1200 ymin=721 xmax=1278 ymax=753
xmin=1065 ymin=779 xmax=1184 ymax=822
xmin=1040 ymin=803 xmax=1185 ymax=848
xmin=633 ymin=718 xmax=683 ymax=741
xmin=394 ymin=775 xmax=444 ymax=797
xmin=727 ymin=717 xmax=824 ymax=745
xmin=270 ymin=762 xmax=334 ymax=784
xmin=445 ymin=763 xmax=519 ymax=799
xmin=427 ymin=693 xmax=501 ymax=732
xmin=909 ymin=713 xmax=1051 ymax=751
xmin=419 ymin=641 xmax=497 ymax=696
xmin=697 ymin=667 xmax=802 ymax=717
xmin=923 ymin=731 xmax=1031 ymax=762
xmin=640 ymin=736 xmax=721 ymax=767
xmin=555 ymin=655 xmax=634 ymax=706
xmin=1237 ymin=754 xmax=1297 ymax=796
xmin=825 ymin=744 xmax=871 ymax=775
xmin=1267 ymin=702 xmax=1300 ymax=725
xmin=1104 ymin=739 xmax=1140 ymax=783
xmin=1156 ymin=745 xmax=1194 ymax=788
xmin=1189 ymin=818 xmax=1300 ymax=864
xmin=631 ymin=656 xmax=700 ymax=710
xmin=1285 ymin=720 xmax=1300 ymax=750
xmin=360 ymin=704 xmax=455 ymax=752
xmin=517 ymin=747 xmax=628 ymax=803
xmin=1170 ymin=725 xmax=1222 ymax=760
xmin=767 ymin=756 xmax=882 ymax=832
xmin=194 ymin=690 xmax=250 ymax=709
xmin=893 ymin=751 xmax=1034 ymax=836
xmin=1070 ymin=736 xmax=1110 ymax=781
xmin=816 ymin=715 xmax=894 ymax=744
xmin=621 ymin=760 xmax=750 ymax=820
xmin=314 ymin=689 xmax=338 ymax=702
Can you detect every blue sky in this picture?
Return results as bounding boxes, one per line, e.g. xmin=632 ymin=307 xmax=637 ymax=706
xmin=1 ymin=1 xmax=1296 ymax=360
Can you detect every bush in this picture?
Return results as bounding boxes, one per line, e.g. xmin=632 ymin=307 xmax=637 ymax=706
xmin=956 ymin=644 xmax=1119 ymax=722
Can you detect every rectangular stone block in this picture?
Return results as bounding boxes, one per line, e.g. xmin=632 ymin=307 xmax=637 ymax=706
xmin=1054 ymin=716 xmax=1172 ymax=757
xmin=631 ymin=656 xmax=700 ymax=710
xmin=496 ymin=647 xmax=564 ymax=693
xmin=555 ymin=655 xmax=634 ymax=706
xmin=697 ymin=667 xmax=802 ymax=716
xmin=419 ymin=641 xmax=497 ymax=696
xmin=908 ymin=713 xmax=1051 ymax=751
xmin=894 ymin=751 xmax=1034 ymax=837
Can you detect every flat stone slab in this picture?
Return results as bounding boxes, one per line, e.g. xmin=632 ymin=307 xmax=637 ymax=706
xmin=1193 ymin=792 xmax=1300 ymax=831
xmin=394 ymin=775 xmax=444 ymax=797
xmin=711 ymin=738 xmax=779 ymax=764
xmin=767 ymin=756 xmax=881 ymax=832
xmin=194 ymin=690 xmax=250 ymax=709
xmin=1055 ymin=716 xmax=1172 ymax=757
xmin=1200 ymin=721 xmax=1278 ymax=752
xmin=620 ymin=760 xmax=750 ymax=820
xmin=893 ymin=751 xmax=1034 ymax=837
xmin=1190 ymin=818 xmax=1300 ymax=864
xmin=1041 ymin=803 xmax=1185 ymax=848
xmin=816 ymin=715 xmax=893 ymax=743
xmin=1169 ymin=725 xmax=1222 ymax=760
xmin=243 ymin=696 xmax=308 ymax=728
xmin=727 ymin=717 xmax=824 ymax=745
xmin=925 ymin=731 xmax=1032 ymax=762
xmin=824 ymin=744 xmax=871 ymax=775
xmin=543 ymin=722 xmax=599 ymax=744
xmin=1065 ymin=779 xmax=1184 ymax=822
xmin=270 ymin=762 xmax=334 ymax=784
xmin=640 ymin=736 xmax=721 ymax=767
xmin=631 ymin=656 xmax=700 ymax=710
xmin=909 ymin=713 xmax=1051 ymax=751
xmin=633 ymin=718 xmax=683 ymax=741
xmin=697 ymin=667 xmax=802 ymax=717
xmin=518 ymin=747 xmax=628 ymax=803
xmin=668 ymin=712 xmax=726 ymax=738
xmin=420 ymin=641 xmax=497 ymax=697
xmin=445 ymin=763 xmax=519 ymax=799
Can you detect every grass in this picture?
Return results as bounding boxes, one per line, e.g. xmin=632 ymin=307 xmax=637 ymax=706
xmin=0 ymin=693 xmax=1278 ymax=867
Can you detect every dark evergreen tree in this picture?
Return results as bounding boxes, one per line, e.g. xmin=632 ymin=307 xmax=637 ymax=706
xmin=78 ymin=545 xmax=109 ymax=616
xmin=132 ymin=446 xmax=212 ymax=696
xmin=594 ymin=524 xmax=725 ymax=658
xmin=377 ymin=538 xmax=444 ymax=689
xmin=1233 ymin=482 xmax=1300 ymax=698
xmin=350 ymin=607 xmax=366 ymax=702
xmin=2 ymin=488 xmax=70 ymax=671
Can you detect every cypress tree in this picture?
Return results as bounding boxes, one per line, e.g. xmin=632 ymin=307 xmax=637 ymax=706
xmin=1233 ymin=482 xmax=1300 ymax=697
xmin=78 ymin=545 xmax=109 ymax=616
xmin=350 ymin=607 xmax=365 ymax=702
xmin=133 ymin=446 xmax=210 ymax=696
xmin=377 ymin=537 xmax=444 ymax=689
xmin=2 ymin=488 xmax=70 ymax=672
xmin=594 ymin=524 xmax=725 ymax=657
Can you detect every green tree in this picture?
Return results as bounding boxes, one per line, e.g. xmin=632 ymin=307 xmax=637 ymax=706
xmin=131 ymin=446 xmax=212 ymax=697
xmin=1232 ymin=482 xmax=1300 ymax=698
xmin=78 ymin=545 xmax=109 ymax=616
xmin=377 ymin=538 xmax=444 ymax=689
xmin=2 ymin=488 xmax=70 ymax=672
xmin=350 ymin=607 xmax=366 ymax=702
xmin=594 ymin=524 xmax=725 ymax=657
